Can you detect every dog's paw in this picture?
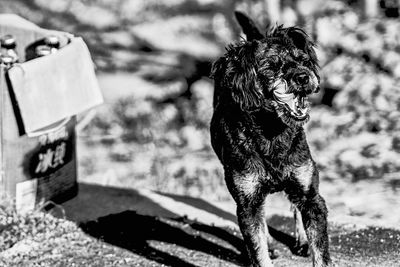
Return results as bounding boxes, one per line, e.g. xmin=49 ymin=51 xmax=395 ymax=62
xmin=292 ymin=243 xmax=310 ymax=257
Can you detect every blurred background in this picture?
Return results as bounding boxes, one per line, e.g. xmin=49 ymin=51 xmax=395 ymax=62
xmin=1 ymin=0 xmax=400 ymax=228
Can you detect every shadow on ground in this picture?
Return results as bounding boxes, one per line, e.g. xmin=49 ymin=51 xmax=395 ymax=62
xmin=68 ymin=183 xmax=312 ymax=266
xmin=80 ymin=211 xmax=243 ymax=267
xmin=59 ymin=183 xmax=400 ymax=266
xmin=79 ymin=211 xmax=310 ymax=267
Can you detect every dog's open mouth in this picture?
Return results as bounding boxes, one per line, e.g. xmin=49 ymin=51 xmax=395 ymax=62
xmin=272 ymin=80 xmax=309 ymax=119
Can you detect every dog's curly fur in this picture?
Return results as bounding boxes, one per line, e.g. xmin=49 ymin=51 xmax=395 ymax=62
xmin=210 ymin=12 xmax=331 ymax=267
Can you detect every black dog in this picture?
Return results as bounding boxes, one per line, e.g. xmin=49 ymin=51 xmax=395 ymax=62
xmin=210 ymin=12 xmax=331 ymax=267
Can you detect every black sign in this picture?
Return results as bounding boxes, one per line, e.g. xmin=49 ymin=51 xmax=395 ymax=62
xmin=26 ymin=122 xmax=74 ymax=178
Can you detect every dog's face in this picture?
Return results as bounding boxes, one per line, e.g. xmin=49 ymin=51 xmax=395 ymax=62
xmin=257 ymin=29 xmax=320 ymax=125
xmin=212 ymin=16 xmax=319 ymax=126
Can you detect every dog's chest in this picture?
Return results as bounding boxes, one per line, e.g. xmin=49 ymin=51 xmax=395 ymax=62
xmin=256 ymin=127 xmax=310 ymax=170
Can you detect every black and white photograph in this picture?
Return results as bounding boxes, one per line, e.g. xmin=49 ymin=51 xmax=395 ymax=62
xmin=0 ymin=0 xmax=400 ymax=266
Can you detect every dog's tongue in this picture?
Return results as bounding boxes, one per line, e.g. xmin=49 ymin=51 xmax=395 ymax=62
xmin=272 ymin=80 xmax=297 ymax=112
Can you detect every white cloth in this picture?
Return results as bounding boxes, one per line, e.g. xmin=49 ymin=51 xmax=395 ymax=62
xmin=8 ymin=37 xmax=103 ymax=134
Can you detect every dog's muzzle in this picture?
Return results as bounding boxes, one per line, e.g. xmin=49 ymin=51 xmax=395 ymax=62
xmin=272 ymin=80 xmax=309 ymax=119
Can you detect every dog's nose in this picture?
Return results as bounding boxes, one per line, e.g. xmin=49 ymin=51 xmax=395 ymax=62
xmin=295 ymin=73 xmax=309 ymax=86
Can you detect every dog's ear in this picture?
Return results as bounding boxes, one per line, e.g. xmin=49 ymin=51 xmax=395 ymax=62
xmin=212 ymin=42 xmax=263 ymax=111
xmin=234 ymin=11 xmax=264 ymax=41
xmin=287 ymin=28 xmax=308 ymax=51
xmin=287 ymin=27 xmax=318 ymax=64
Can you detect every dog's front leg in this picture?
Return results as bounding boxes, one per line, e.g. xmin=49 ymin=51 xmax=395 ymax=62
xmin=237 ymin=202 xmax=272 ymax=267
xmin=287 ymin=160 xmax=331 ymax=267
xmin=293 ymin=205 xmax=309 ymax=256
xmin=230 ymin=172 xmax=272 ymax=267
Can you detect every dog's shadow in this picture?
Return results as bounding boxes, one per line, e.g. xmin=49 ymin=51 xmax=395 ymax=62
xmin=67 ymin=183 xmax=304 ymax=266
xmin=80 ymin=210 xmax=303 ymax=266
xmin=80 ymin=211 xmax=244 ymax=266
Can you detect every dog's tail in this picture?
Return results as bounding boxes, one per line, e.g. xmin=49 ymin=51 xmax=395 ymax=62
xmin=234 ymin=11 xmax=264 ymax=41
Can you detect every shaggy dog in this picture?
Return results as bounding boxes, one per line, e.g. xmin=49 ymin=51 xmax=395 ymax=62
xmin=210 ymin=12 xmax=331 ymax=267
